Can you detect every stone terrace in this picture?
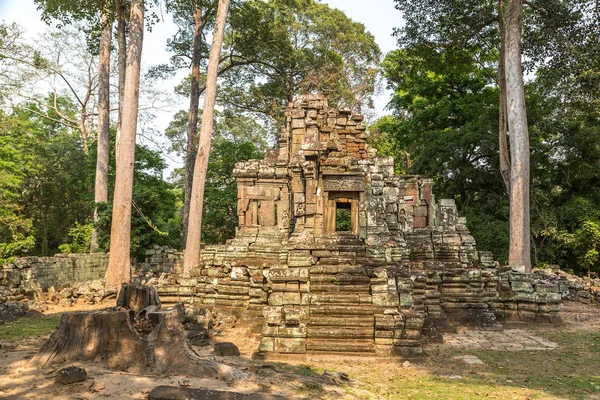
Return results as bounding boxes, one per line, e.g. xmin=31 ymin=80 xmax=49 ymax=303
xmin=148 ymin=94 xmax=563 ymax=356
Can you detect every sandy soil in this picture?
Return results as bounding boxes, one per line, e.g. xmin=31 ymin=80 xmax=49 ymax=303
xmin=0 ymin=300 xmax=598 ymax=400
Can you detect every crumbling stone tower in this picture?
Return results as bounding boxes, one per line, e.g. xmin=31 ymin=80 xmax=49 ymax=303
xmin=191 ymin=94 xmax=560 ymax=356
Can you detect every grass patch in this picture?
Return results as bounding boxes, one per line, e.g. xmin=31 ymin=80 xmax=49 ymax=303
xmin=269 ymin=362 xmax=320 ymax=377
xmin=296 ymin=364 xmax=316 ymax=376
xmin=466 ymin=329 xmax=600 ymax=399
xmin=0 ymin=314 xmax=61 ymax=341
xmin=302 ymin=381 xmax=324 ymax=392
xmin=304 ymin=328 xmax=600 ymax=400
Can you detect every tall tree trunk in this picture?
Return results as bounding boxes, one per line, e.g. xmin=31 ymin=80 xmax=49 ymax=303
xmin=105 ymin=0 xmax=145 ymax=287
xmin=498 ymin=0 xmax=511 ymax=194
xmin=115 ymin=0 xmax=127 ymax=165
xmin=183 ymin=1 xmax=204 ymax=246
xmin=183 ymin=0 xmax=231 ymax=276
xmin=505 ymin=0 xmax=531 ymax=272
xmin=91 ymin=5 xmax=113 ymax=253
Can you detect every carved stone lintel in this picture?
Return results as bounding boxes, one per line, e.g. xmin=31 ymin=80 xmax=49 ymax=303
xmin=323 ymin=178 xmax=365 ymax=192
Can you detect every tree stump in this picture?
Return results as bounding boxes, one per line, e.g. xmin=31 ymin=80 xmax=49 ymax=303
xmin=32 ymin=286 xmax=244 ymax=381
xmin=116 ymin=283 xmax=161 ymax=313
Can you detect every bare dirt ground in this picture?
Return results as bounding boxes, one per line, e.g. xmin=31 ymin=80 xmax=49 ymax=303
xmin=0 ymin=301 xmax=599 ymax=400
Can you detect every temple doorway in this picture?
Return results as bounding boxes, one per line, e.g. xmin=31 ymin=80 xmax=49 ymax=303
xmin=325 ymin=192 xmax=359 ymax=235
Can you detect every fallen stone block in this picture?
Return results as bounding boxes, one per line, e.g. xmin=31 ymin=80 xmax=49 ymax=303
xmin=214 ymin=342 xmax=240 ymax=356
xmin=55 ymin=366 xmax=87 ymax=385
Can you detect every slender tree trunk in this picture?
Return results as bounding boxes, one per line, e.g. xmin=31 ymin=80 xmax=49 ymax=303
xmin=183 ymin=0 xmax=231 ymax=276
xmin=105 ymin=0 xmax=145 ymax=287
xmin=115 ymin=0 xmax=127 ymax=165
xmin=505 ymin=0 xmax=531 ymax=272
xmin=91 ymin=5 xmax=113 ymax=253
xmin=183 ymin=1 xmax=204 ymax=246
xmin=498 ymin=0 xmax=511 ymax=194
xmin=41 ymin=215 xmax=48 ymax=256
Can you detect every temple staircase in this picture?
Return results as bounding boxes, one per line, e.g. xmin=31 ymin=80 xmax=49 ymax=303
xmin=306 ymin=233 xmax=376 ymax=353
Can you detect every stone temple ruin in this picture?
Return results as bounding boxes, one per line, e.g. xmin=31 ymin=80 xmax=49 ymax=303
xmin=160 ymin=94 xmax=562 ymax=356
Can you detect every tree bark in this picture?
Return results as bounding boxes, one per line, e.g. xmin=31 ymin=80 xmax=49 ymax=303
xmin=115 ymin=0 xmax=127 ymax=165
xmin=183 ymin=0 xmax=231 ymax=276
xmin=105 ymin=0 xmax=145 ymax=287
xmin=116 ymin=282 xmax=161 ymax=313
xmin=91 ymin=5 xmax=113 ymax=253
xmin=33 ymin=310 xmax=148 ymax=372
xmin=498 ymin=0 xmax=511 ymax=194
xmin=505 ymin=0 xmax=531 ymax=272
xmin=183 ymin=1 xmax=204 ymax=246
xmin=32 ymin=307 xmax=245 ymax=381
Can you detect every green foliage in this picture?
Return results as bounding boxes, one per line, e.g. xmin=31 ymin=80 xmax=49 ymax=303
xmin=58 ymin=222 xmax=93 ymax=254
xmin=202 ymin=140 xmax=263 ymax=244
xmin=367 ymin=116 xmax=406 ymax=175
xmin=335 ymin=207 xmax=351 ymax=232
xmin=221 ymin=0 xmax=381 ymax=123
xmin=574 ymin=221 xmax=600 ymax=276
xmin=377 ymin=45 xmax=515 ymax=262
xmin=94 ymin=144 xmax=183 ymax=260
xmin=165 ymin=108 xmax=270 ymax=157
xmin=0 ymin=109 xmax=37 ymax=263
xmin=0 ymin=97 xmax=92 ymax=258
xmin=0 ymin=87 xmax=182 ymax=261
xmin=384 ymin=0 xmax=600 ymax=273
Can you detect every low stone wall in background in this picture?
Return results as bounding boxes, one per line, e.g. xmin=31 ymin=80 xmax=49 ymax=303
xmin=1 ymin=253 xmax=109 ymax=299
xmin=532 ymin=267 xmax=600 ymax=305
xmin=138 ymin=246 xmax=183 ymax=275
xmin=0 ymin=246 xmax=184 ymax=302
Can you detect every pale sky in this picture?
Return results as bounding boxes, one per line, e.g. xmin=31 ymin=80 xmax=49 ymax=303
xmin=0 ymin=0 xmax=402 ymax=170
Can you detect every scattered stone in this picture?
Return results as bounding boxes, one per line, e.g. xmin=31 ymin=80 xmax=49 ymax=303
xmin=186 ymin=324 xmax=209 ymax=346
xmin=0 ymin=302 xmax=28 ymax=323
xmin=455 ymin=355 xmax=485 ymax=365
xmin=439 ymin=374 xmax=463 ymax=380
xmin=55 ymin=366 xmax=88 ymax=385
xmin=214 ymin=342 xmax=240 ymax=356
xmin=322 ymin=371 xmax=350 ymax=385
xmin=402 ymin=361 xmax=411 ymax=368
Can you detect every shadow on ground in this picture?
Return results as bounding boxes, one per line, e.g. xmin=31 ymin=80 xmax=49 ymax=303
xmin=0 ymin=302 xmax=599 ymax=399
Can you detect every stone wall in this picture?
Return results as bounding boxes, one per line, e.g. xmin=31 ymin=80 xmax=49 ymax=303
xmin=138 ymin=246 xmax=183 ymax=275
xmin=532 ymin=267 xmax=600 ymax=305
xmin=1 ymin=253 xmax=109 ymax=299
xmin=0 ymin=245 xmax=185 ymax=302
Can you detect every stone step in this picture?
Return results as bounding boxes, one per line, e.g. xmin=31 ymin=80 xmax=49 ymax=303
xmin=310 ymin=304 xmax=374 ymax=316
xmin=324 ymin=244 xmax=366 ymax=252
xmin=310 ymin=283 xmax=371 ymax=293
xmin=309 ymin=274 xmax=371 ymax=284
xmin=319 ymin=238 xmax=365 ymax=247
xmin=310 ymin=293 xmax=372 ymax=304
xmin=306 ymin=339 xmax=375 ymax=353
xmin=309 ymin=265 xmax=367 ymax=275
xmin=309 ymin=316 xmax=373 ymax=327
xmin=307 ymin=326 xmax=374 ymax=339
